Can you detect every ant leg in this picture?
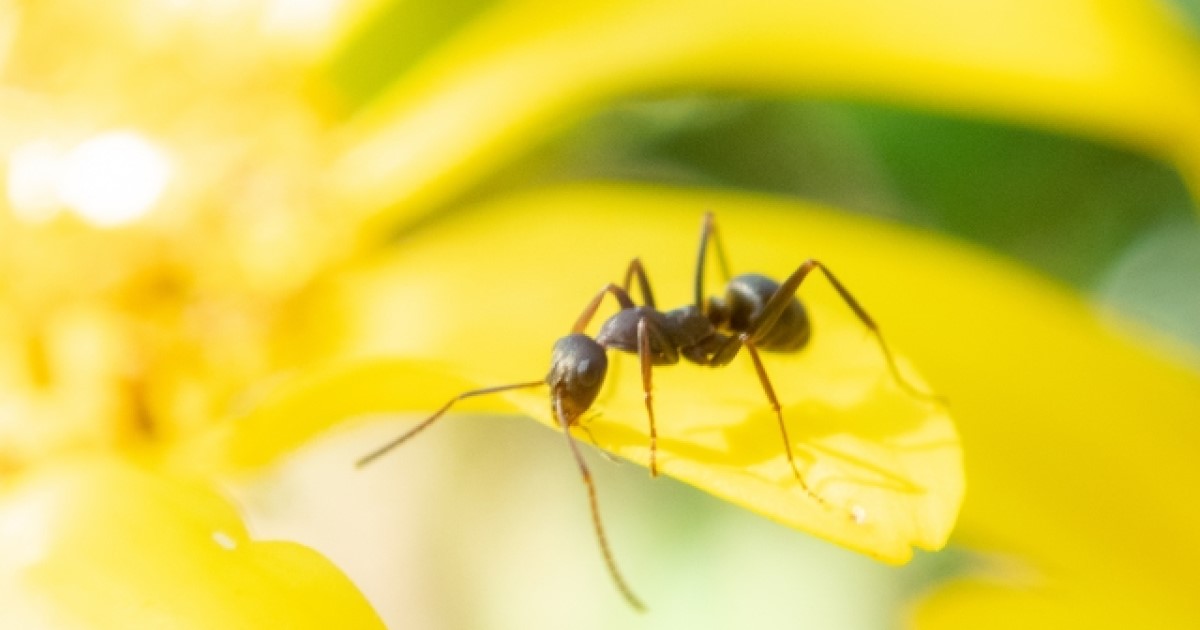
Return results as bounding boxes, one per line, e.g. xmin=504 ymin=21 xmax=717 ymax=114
xmin=741 ymin=339 xmax=824 ymax=501
xmin=621 ymin=258 xmax=657 ymax=308
xmin=747 ymin=259 xmax=943 ymax=402
xmin=572 ymin=283 xmax=636 ymax=334
xmin=693 ymin=211 xmax=734 ymax=309
xmin=636 ymin=318 xmax=660 ymax=476
xmin=554 ymin=391 xmax=646 ymax=612
xmin=356 ymin=380 xmax=545 ymax=468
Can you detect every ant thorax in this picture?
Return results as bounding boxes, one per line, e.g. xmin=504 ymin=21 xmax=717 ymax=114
xmin=594 ymin=307 xmax=678 ymax=364
xmin=664 ymin=305 xmax=729 ymax=365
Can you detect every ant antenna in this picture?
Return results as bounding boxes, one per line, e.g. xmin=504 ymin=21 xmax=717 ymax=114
xmin=356 ymin=377 xmax=645 ymax=611
xmin=356 ymin=380 xmax=544 ymax=468
xmin=556 ymin=390 xmax=646 ymax=612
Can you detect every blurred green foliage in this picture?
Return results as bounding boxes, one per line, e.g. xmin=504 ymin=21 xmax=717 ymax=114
xmin=324 ymin=0 xmax=1200 ymax=352
xmin=502 ymin=98 xmax=1195 ymax=288
xmin=324 ymin=0 xmax=498 ymax=109
xmin=475 ymin=96 xmax=1200 ymax=353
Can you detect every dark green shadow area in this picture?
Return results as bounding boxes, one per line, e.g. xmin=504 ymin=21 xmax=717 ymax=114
xmin=473 ymin=96 xmax=1197 ymax=293
xmin=1162 ymin=0 xmax=1200 ymax=39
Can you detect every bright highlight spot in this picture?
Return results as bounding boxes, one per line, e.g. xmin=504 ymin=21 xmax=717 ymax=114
xmin=0 ymin=491 xmax=48 ymax=568
xmin=57 ymin=131 xmax=171 ymax=227
xmin=6 ymin=139 xmax=65 ymax=223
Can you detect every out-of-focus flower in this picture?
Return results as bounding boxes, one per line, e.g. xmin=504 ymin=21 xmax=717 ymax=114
xmin=0 ymin=0 xmax=382 ymax=625
xmin=0 ymin=455 xmax=381 ymax=629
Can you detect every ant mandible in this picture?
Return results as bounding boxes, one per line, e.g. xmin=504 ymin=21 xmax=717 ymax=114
xmin=356 ymin=212 xmax=936 ymax=611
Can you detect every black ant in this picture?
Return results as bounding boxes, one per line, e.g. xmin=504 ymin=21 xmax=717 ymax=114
xmin=356 ymin=212 xmax=937 ymax=611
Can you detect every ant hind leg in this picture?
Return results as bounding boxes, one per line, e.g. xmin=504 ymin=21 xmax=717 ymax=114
xmin=745 ymin=259 xmax=944 ymax=403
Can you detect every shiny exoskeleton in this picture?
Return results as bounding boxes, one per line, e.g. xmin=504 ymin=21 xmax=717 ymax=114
xmin=549 ymin=213 xmax=932 ymax=496
xmin=355 ymin=212 xmax=934 ymax=613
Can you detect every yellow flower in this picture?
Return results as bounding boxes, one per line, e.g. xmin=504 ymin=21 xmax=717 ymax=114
xmin=312 ymin=0 xmax=1200 ymax=624
xmin=0 ymin=0 xmax=383 ymax=625
xmin=2 ymin=0 xmax=1198 ymax=627
xmin=215 ymin=188 xmax=963 ymax=563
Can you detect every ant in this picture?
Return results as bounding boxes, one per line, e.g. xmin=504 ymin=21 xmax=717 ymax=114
xmin=356 ymin=212 xmax=937 ymax=611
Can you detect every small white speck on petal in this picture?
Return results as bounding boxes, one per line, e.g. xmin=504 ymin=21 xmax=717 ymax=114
xmin=212 ymin=530 xmax=238 ymax=550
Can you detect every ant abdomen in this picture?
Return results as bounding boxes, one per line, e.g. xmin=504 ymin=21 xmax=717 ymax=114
xmin=714 ymin=273 xmax=812 ymax=352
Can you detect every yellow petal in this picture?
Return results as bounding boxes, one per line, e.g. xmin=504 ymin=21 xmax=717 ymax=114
xmin=216 ymin=183 xmax=963 ymax=563
xmin=329 ymin=0 xmax=1200 ymax=227
xmin=912 ymin=576 xmax=1191 ymax=629
xmin=182 ymin=358 xmax=513 ymax=471
xmin=0 ymin=455 xmax=384 ymax=630
xmin=895 ymin=253 xmax=1200 ymax=619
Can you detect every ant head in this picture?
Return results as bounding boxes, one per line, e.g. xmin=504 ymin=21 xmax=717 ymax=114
xmin=546 ymin=333 xmax=609 ymax=425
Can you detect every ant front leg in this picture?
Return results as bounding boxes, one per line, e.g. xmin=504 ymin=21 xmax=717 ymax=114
xmin=572 ymin=256 xmax=663 ymax=336
xmin=572 ymin=283 xmax=636 ymax=334
xmin=747 ymin=259 xmax=943 ymax=402
xmin=621 ymin=258 xmax=657 ymax=309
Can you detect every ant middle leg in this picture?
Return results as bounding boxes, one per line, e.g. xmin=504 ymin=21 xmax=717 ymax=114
xmin=572 ymin=283 xmax=636 ymax=334
xmin=746 ymin=259 xmax=942 ymax=402
xmin=693 ymin=211 xmax=734 ymax=309
xmin=740 ymin=339 xmax=825 ymax=501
